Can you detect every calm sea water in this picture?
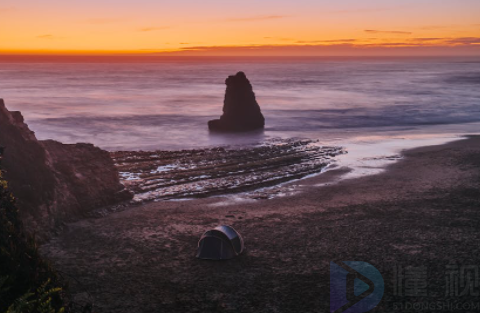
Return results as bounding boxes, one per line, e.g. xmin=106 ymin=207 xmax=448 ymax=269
xmin=1 ymin=57 xmax=479 ymax=151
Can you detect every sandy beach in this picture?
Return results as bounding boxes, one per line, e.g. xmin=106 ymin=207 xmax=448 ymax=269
xmin=39 ymin=135 xmax=480 ymax=312
xmin=3 ymin=2 xmax=480 ymax=312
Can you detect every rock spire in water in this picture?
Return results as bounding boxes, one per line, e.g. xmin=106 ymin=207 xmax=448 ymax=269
xmin=208 ymin=71 xmax=265 ymax=132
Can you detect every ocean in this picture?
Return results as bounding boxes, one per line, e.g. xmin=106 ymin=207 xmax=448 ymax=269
xmin=0 ymin=57 xmax=479 ymax=151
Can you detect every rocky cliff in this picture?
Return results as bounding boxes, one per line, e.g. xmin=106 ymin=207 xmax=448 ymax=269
xmin=0 ymin=99 xmax=132 ymax=238
xmin=208 ymin=72 xmax=265 ymax=132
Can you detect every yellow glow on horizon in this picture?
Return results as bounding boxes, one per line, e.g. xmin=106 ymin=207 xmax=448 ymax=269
xmin=1 ymin=0 xmax=480 ymax=56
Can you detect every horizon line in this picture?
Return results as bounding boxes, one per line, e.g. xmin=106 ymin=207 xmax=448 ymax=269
xmin=1 ymin=54 xmax=479 ymax=57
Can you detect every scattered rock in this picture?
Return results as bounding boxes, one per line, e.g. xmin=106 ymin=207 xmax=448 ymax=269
xmin=208 ymin=72 xmax=265 ymax=132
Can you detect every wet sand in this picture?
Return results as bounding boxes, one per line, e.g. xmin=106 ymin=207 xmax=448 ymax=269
xmin=41 ymin=136 xmax=480 ymax=313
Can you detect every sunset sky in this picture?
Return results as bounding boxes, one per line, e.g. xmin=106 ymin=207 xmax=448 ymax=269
xmin=1 ymin=0 xmax=480 ymax=56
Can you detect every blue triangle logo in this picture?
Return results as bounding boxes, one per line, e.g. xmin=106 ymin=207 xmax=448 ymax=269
xmin=354 ymin=278 xmax=370 ymax=296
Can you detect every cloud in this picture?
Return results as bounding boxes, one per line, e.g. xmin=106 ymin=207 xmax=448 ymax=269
xmin=330 ymin=7 xmax=397 ymax=14
xmin=418 ymin=25 xmax=451 ymax=30
xmin=444 ymin=37 xmax=480 ymax=45
xmin=138 ymin=27 xmax=170 ymax=32
xmin=411 ymin=38 xmax=443 ymax=41
xmin=368 ymin=37 xmax=480 ymax=46
xmin=149 ymin=35 xmax=480 ymax=56
xmin=227 ymin=15 xmax=288 ymax=22
xmin=296 ymin=39 xmax=357 ymax=44
xmin=151 ymin=42 xmax=480 ymax=57
xmin=365 ymin=30 xmax=412 ymax=35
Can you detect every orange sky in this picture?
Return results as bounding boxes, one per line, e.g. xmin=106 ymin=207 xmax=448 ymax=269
xmin=1 ymin=0 xmax=480 ymax=56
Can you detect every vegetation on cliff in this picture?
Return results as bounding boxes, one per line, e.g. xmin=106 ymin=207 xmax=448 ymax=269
xmin=0 ymin=160 xmax=65 ymax=312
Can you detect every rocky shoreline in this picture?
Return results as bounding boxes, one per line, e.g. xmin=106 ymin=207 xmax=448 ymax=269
xmin=112 ymin=139 xmax=345 ymax=202
xmin=0 ymin=99 xmax=132 ymax=238
xmin=0 ymin=97 xmax=347 ymax=235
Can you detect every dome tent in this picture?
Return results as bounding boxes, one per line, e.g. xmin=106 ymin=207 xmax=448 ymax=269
xmin=196 ymin=225 xmax=244 ymax=260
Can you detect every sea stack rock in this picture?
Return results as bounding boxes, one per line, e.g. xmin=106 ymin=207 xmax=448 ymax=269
xmin=208 ymin=72 xmax=265 ymax=132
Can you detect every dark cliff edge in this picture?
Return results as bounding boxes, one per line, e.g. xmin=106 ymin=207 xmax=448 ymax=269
xmin=0 ymin=99 xmax=132 ymax=239
xmin=0 ymin=167 xmax=67 ymax=312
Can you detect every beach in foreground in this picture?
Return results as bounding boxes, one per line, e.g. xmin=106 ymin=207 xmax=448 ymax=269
xmin=41 ymin=136 xmax=480 ymax=313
